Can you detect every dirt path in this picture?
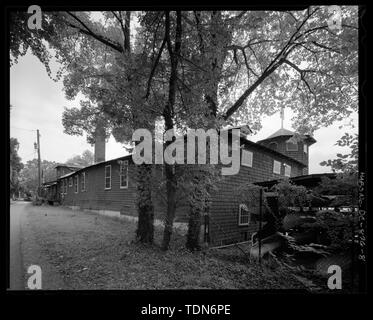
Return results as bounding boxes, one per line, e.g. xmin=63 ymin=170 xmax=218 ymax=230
xmin=9 ymin=201 xmax=67 ymax=290
xmin=9 ymin=201 xmax=26 ymax=290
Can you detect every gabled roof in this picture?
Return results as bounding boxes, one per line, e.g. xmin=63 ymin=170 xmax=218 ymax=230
xmin=266 ymin=128 xmax=295 ymax=139
xmin=59 ymin=171 xmax=77 ymax=179
xmin=57 ymin=154 xmax=133 ymax=180
xmin=257 ymin=128 xmax=316 ymax=145
xmin=254 ymin=173 xmax=336 ymax=189
xmin=42 ymin=180 xmax=57 ymax=187
xmin=55 ymin=164 xmax=83 ymax=169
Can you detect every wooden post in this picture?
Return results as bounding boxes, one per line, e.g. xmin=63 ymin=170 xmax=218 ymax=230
xmin=37 ymin=129 xmax=41 ymax=197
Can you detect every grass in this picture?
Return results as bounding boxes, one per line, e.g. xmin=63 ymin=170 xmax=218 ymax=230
xmin=25 ymin=204 xmax=307 ymax=290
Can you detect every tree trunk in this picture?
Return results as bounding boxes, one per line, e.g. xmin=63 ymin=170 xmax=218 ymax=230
xmin=186 ymin=198 xmax=203 ymax=251
xmin=185 ymin=11 xmax=228 ymax=251
xmin=161 ymin=11 xmax=182 ymax=250
xmin=136 ymin=164 xmax=154 ymax=243
xmin=161 ymin=163 xmax=177 ymax=250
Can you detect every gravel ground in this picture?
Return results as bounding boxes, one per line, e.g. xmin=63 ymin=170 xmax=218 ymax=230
xmin=22 ymin=204 xmax=307 ymax=290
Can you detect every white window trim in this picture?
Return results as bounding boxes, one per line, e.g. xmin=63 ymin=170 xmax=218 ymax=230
xmin=81 ymin=172 xmax=86 ymax=192
xmin=241 ymin=150 xmax=253 ymax=168
xmin=303 ymin=144 xmax=308 ymax=154
xmin=238 ymin=204 xmax=250 ymax=226
xmin=105 ymin=165 xmax=112 ymax=190
xmin=284 ymin=164 xmax=291 ymax=177
xmin=119 ymin=161 xmax=128 ymax=189
xmin=74 ymin=176 xmax=79 ymax=193
xmin=273 ymin=160 xmax=281 ymax=175
xmin=286 ymin=141 xmax=298 ymax=151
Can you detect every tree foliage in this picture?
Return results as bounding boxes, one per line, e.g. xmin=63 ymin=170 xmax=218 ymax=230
xmin=10 ymin=137 xmax=24 ymax=195
xmin=320 ymin=132 xmax=358 ymax=173
xmin=65 ymin=149 xmax=94 ymax=167
xmin=19 ymin=159 xmax=57 ymax=193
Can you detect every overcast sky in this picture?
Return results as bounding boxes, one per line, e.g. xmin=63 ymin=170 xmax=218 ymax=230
xmin=10 ymin=51 xmax=357 ymax=173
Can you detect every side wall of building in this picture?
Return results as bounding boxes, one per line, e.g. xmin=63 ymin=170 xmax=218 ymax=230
xmin=59 ymin=159 xmax=189 ymax=222
xmin=208 ymin=144 xmax=304 ymax=247
xmin=57 ymin=141 xmax=304 ymax=246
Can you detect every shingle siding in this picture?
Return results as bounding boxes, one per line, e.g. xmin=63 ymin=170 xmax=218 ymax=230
xmin=208 ymin=144 xmax=303 ymax=246
xmin=56 ymin=138 xmax=304 ymax=246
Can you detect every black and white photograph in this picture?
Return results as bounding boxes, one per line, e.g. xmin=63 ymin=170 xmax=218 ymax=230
xmin=6 ymin=3 xmax=367 ymax=300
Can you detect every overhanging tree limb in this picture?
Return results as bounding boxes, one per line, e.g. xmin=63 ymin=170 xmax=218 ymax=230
xmin=66 ymin=11 xmax=124 ymax=53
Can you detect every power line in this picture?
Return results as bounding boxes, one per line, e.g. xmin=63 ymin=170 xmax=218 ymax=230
xmin=10 ymin=126 xmax=36 ymax=132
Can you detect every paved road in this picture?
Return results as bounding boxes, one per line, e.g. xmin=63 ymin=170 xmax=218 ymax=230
xmin=9 ymin=201 xmax=29 ymax=290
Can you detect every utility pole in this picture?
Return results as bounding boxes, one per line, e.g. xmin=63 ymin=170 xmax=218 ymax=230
xmin=36 ymin=129 xmax=41 ymax=196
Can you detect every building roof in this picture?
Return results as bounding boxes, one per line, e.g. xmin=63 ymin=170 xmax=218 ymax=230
xmin=55 ymin=164 xmax=83 ymax=169
xmin=266 ymin=128 xmax=295 ymax=139
xmin=254 ymin=173 xmax=336 ymax=189
xmin=257 ymin=128 xmax=316 ymax=145
xmin=57 ymin=154 xmax=133 ymax=180
xmin=59 ymin=171 xmax=77 ymax=179
xmin=42 ymin=180 xmax=58 ymax=187
xmin=57 ymin=128 xmax=308 ymax=181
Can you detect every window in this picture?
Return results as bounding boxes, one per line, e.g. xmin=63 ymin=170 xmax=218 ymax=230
xmin=61 ymin=180 xmax=65 ymax=195
xmin=238 ymin=204 xmax=250 ymax=226
xmin=284 ymin=164 xmax=291 ymax=177
xmin=74 ymin=175 xmax=79 ymax=193
xmin=268 ymin=142 xmax=278 ymax=151
xmin=62 ymin=180 xmax=67 ymax=194
xmin=286 ymin=141 xmax=298 ymax=151
xmin=273 ymin=160 xmax=281 ymax=174
xmin=242 ymin=150 xmax=253 ymax=167
xmin=105 ymin=165 xmax=111 ymax=189
xmin=69 ymin=177 xmax=73 ymax=187
xmin=81 ymin=172 xmax=86 ymax=191
xmin=303 ymin=144 xmax=308 ymax=154
xmin=65 ymin=179 xmax=68 ymax=194
xmin=119 ymin=161 xmax=128 ymax=188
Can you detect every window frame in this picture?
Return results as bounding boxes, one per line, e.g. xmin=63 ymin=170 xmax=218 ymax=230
xmin=104 ymin=165 xmax=112 ymax=190
xmin=69 ymin=177 xmax=73 ymax=187
xmin=119 ymin=160 xmax=129 ymax=189
xmin=81 ymin=172 xmax=86 ymax=192
xmin=286 ymin=141 xmax=298 ymax=151
xmin=241 ymin=150 xmax=253 ymax=168
xmin=74 ymin=175 xmax=79 ymax=193
xmin=273 ymin=160 xmax=281 ymax=175
xmin=303 ymin=144 xmax=308 ymax=154
xmin=284 ymin=164 xmax=291 ymax=177
xmin=61 ymin=180 xmax=65 ymax=195
xmin=238 ymin=204 xmax=250 ymax=226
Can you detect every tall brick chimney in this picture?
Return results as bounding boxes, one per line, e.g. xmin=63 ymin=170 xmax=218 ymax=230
xmin=94 ymin=122 xmax=106 ymax=163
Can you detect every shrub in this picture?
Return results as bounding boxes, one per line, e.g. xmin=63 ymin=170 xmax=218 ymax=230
xmin=302 ymin=210 xmax=357 ymax=250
